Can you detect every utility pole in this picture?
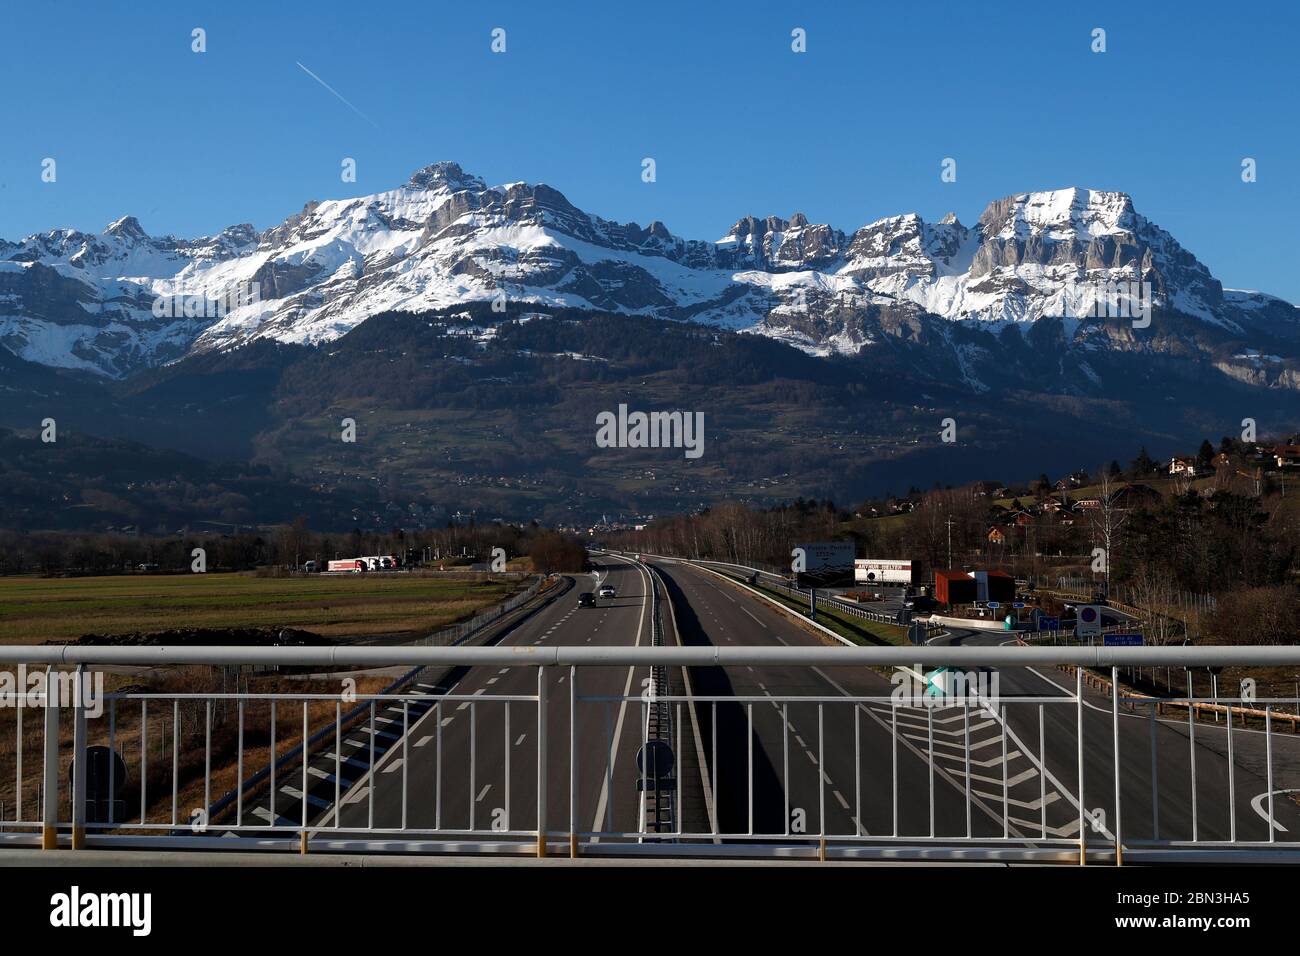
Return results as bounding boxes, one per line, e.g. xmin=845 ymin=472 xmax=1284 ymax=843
xmin=946 ymin=516 xmax=954 ymax=570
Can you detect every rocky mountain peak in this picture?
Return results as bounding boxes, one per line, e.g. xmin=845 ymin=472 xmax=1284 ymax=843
xmin=978 ymin=187 xmax=1138 ymax=242
xmin=104 ymin=215 xmax=147 ymax=241
xmin=405 ymin=161 xmax=486 ymax=194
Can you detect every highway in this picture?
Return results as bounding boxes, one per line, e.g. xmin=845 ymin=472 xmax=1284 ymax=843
xmin=326 ymin=552 xmax=661 ymax=840
xmin=249 ymin=551 xmax=1300 ymax=853
xmin=645 ymin=557 xmax=1300 ymax=847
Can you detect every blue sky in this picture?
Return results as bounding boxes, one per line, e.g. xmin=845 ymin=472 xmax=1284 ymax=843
xmin=2 ymin=0 xmax=1297 ymax=300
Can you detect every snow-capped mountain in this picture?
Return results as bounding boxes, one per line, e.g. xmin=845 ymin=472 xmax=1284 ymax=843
xmin=1 ymin=163 xmax=1295 ymax=381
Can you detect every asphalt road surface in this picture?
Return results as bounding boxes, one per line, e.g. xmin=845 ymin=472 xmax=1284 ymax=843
xmin=280 ymin=553 xmax=1300 ymax=854
xmin=647 ymin=557 xmax=1300 ymax=848
xmin=329 ymin=553 xmax=660 ymax=841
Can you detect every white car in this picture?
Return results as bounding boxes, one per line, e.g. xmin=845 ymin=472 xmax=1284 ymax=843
xmin=598 ymin=584 xmax=616 ymax=599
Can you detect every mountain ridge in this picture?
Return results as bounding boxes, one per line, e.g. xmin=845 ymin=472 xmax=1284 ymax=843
xmin=3 ymin=162 xmax=1295 ymax=384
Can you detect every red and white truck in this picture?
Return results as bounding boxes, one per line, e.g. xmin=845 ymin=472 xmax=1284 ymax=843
xmin=326 ymin=555 xmax=401 ymax=573
xmin=327 ymin=559 xmax=366 ymax=572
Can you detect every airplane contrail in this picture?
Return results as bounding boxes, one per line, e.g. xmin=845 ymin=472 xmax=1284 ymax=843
xmin=295 ymin=61 xmax=379 ymax=128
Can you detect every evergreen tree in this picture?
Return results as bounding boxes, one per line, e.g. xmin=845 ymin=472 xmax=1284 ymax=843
xmin=1131 ymin=447 xmax=1156 ymax=476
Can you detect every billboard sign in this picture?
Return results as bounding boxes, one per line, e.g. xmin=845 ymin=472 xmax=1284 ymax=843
xmin=854 ymin=558 xmax=914 ymax=585
xmin=794 ymin=542 xmax=855 ymax=589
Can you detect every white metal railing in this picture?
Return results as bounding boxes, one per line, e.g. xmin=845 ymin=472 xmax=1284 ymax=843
xmin=3 ymin=645 xmax=1300 ymax=863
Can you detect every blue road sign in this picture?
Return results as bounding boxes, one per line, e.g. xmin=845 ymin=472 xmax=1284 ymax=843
xmin=1012 ymin=602 xmax=1026 ymax=609
xmin=986 ymin=601 xmax=1001 ymax=609
xmin=1038 ymin=616 xmax=1060 ymax=631
xmin=1104 ymin=633 xmax=1144 ymax=646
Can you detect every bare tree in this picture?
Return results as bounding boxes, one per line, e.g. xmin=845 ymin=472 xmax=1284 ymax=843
xmin=1088 ymin=466 xmax=1132 ymax=596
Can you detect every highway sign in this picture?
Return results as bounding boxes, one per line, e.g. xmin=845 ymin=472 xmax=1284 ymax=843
xmin=635 ymin=740 xmax=676 ymax=791
xmin=70 ymin=745 xmax=128 ymax=824
xmin=1104 ymin=633 xmax=1144 ymax=646
xmin=1075 ymin=605 xmax=1102 ymax=637
xmin=1038 ymin=616 xmax=1060 ymax=631
xmin=1012 ymin=602 xmax=1026 ymax=609
xmin=986 ymin=601 xmax=1000 ymax=609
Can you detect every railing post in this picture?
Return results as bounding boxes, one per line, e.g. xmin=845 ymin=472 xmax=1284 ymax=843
xmin=1111 ymin=666 xmax=1122 ymax=866
xmin=569 ymin=664 xmax=578 ymax=859
xmin=71 ymin=665 xmax=88 ymax=850
xmin=41 ymin=666 xmax=60 ymax=850
xmin=536 ymin=665 xmax=548 ymax=858
xmin=1076 ymin=665 xmax=1085 ymax=866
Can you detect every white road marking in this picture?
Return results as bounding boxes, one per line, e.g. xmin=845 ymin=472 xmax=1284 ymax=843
xmin=968 ymin=790 xmax=1059 ymax=811
xmin=969 ymin=767 xmax=1038 ymax=787
xmin=591 ymin=555 xmax=651 ymax=836
xmin=325 ymin=752 xmax=369 ymax=769
xmin=1251 ymin=789 xmax=1297 ymax=832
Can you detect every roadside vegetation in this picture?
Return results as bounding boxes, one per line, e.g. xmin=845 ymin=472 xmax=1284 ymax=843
xmin=729 ymin=574 xmax=909 ymax=648
xmin=612 ymin=437 xmax=1300 ymax=649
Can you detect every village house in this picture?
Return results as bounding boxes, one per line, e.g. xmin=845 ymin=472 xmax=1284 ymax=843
xmin=1272 ymin=444 xmax=1300 ymax=469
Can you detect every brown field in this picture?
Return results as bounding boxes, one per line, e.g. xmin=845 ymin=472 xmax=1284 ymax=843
xmin=0 ymin=571 xmax=527 ymax=644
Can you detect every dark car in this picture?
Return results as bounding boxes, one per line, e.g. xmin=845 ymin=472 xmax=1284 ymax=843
xmin=578 ymin=592 xmax=596 ymax=608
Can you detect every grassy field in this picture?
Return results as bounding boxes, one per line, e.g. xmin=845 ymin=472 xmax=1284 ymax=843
xmin=0 ymin=572 xmax=524 ymax=644
xmin=739 ymin=578 xmax=910 ymax=647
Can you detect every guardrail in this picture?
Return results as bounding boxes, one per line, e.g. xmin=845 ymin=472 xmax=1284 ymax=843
xmin=414 ymin=574 xmax=550 ymax=647
xmin=4 ymin=643 xmax=1300 ymax=863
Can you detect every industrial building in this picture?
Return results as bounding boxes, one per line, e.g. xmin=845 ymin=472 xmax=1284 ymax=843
xmin=932 ymin=569 xmax=1015 ymax=606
